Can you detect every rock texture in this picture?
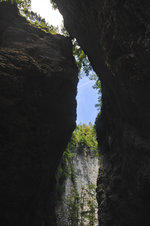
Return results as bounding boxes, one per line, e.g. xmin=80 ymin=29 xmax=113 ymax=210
xmin=53 ymin=0 xmax=150 ymax=225
xmin=56 ymin=147 xmax=99 ymax=225
xmin=0 ymin=2 xmax=78 ymax=226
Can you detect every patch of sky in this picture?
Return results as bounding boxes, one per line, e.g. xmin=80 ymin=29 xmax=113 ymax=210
xmin=76 ymin=72 xmax=99 ymax=125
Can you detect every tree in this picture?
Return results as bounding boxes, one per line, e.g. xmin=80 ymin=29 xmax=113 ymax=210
xmin=72 ymin=38 xmax=102 ymax=111
xmin=72 ymin=39 xmax=92 ymax=77
xmin=89 ymin=73 xmax=102 ymax=111
xmin=16 ymin=0 xmax=31 ymax=9
xmin=70 ymin=123 xmax=98 ymax=153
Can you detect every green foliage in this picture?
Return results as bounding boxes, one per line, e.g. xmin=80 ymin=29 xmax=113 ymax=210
xmin=89 ymin=73 xmax=102 ymax=111
xmin=27 ymin=17 xmax=58 ymax=34
xmin=66 ymin=189 xmax=80 ymax=226
xmin=3 ymin=0 xmax=58 ymax=35
xmin=16 ymin=0 xmax=31 ymax=9
xmin=72 ymin=39 xmax=92 ymax=77
xmin=71 ymin=123 xmax=98 ymax=153
xmin=22 ymin=7 xmax=59 ymax=34
xmin=72 ymin=39 xmax=102 ymax=111
xmin=56 ymin=124 xmax=99 ymax=224
xmin=56 ymin=124 xmax=98 ymax=199
xmin=85 ymin=184 xmax=98 ymax=226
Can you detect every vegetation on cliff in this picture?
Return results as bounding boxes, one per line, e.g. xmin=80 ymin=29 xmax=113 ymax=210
xmin=0 ymin=0 xmax=59 ymax=34
xmin=64 ymin=184 xmax=98 ymax=226
xmin=56 ymin=123 xmax=99 ymax=225
xmin=56 ymin=124 xmax=98 ymax=192
xmin=70 ymin=123 xmax=98 ymax=152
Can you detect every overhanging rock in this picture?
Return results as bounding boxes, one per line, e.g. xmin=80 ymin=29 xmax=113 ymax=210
xmin=53 ymin=0 xmax=150 ymax=225
xmin=0 ymin=2 xmax=78 ymax=225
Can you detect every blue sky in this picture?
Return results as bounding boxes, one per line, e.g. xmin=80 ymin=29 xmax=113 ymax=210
xmin=76 ymin=75 xmax=99 ymax=125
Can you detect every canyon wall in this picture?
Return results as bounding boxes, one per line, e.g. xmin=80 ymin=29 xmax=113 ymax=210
xmin=56 ymin=147 xmax=99 ymax=225
xmin=53 ymin=0 xmax=150 ymax=225
xmin=0 ymin=2 xmax=78 ymax=226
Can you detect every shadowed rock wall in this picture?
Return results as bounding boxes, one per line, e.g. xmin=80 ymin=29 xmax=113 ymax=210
xmin=53 ymin=0 xmax=150 ymax=225
xmin=0 ymin=2 xmax=78 ymax=226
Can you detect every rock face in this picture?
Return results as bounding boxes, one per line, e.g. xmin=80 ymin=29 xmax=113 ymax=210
xmin=53 ymin=0 xmax=150 ymax=225
xmin=56 ymin=148 xmax=99 ymax=225
xmin=0 ymin=2 xmax=78 ymax=226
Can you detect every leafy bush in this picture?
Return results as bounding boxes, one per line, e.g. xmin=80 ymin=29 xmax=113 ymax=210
xmin=71 ymin=123 xmax=98 ymax=152
xmin=72 ymin=39 xmax=92 ymax=77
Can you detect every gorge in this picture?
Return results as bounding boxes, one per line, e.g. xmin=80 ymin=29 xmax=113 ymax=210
xmin=0 ymin=0 xmax=150 ymax=226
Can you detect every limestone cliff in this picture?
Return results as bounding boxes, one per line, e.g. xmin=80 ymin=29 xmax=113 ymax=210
xmin=53 ymin=0 xmax=150 ymax=225
xmin=56 ymin=147 xmax=99 ymax=225
xmin=0 ymin=2 xmax=78 ymax=226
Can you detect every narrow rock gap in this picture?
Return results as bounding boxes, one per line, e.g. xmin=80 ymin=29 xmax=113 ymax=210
xmin=28 ymin=1 xmax=102 ymax=225
xmin=1 ymin=1 xmax=149 ymax=226
xmin=17 ymin=0 xmax=102 ymax=225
